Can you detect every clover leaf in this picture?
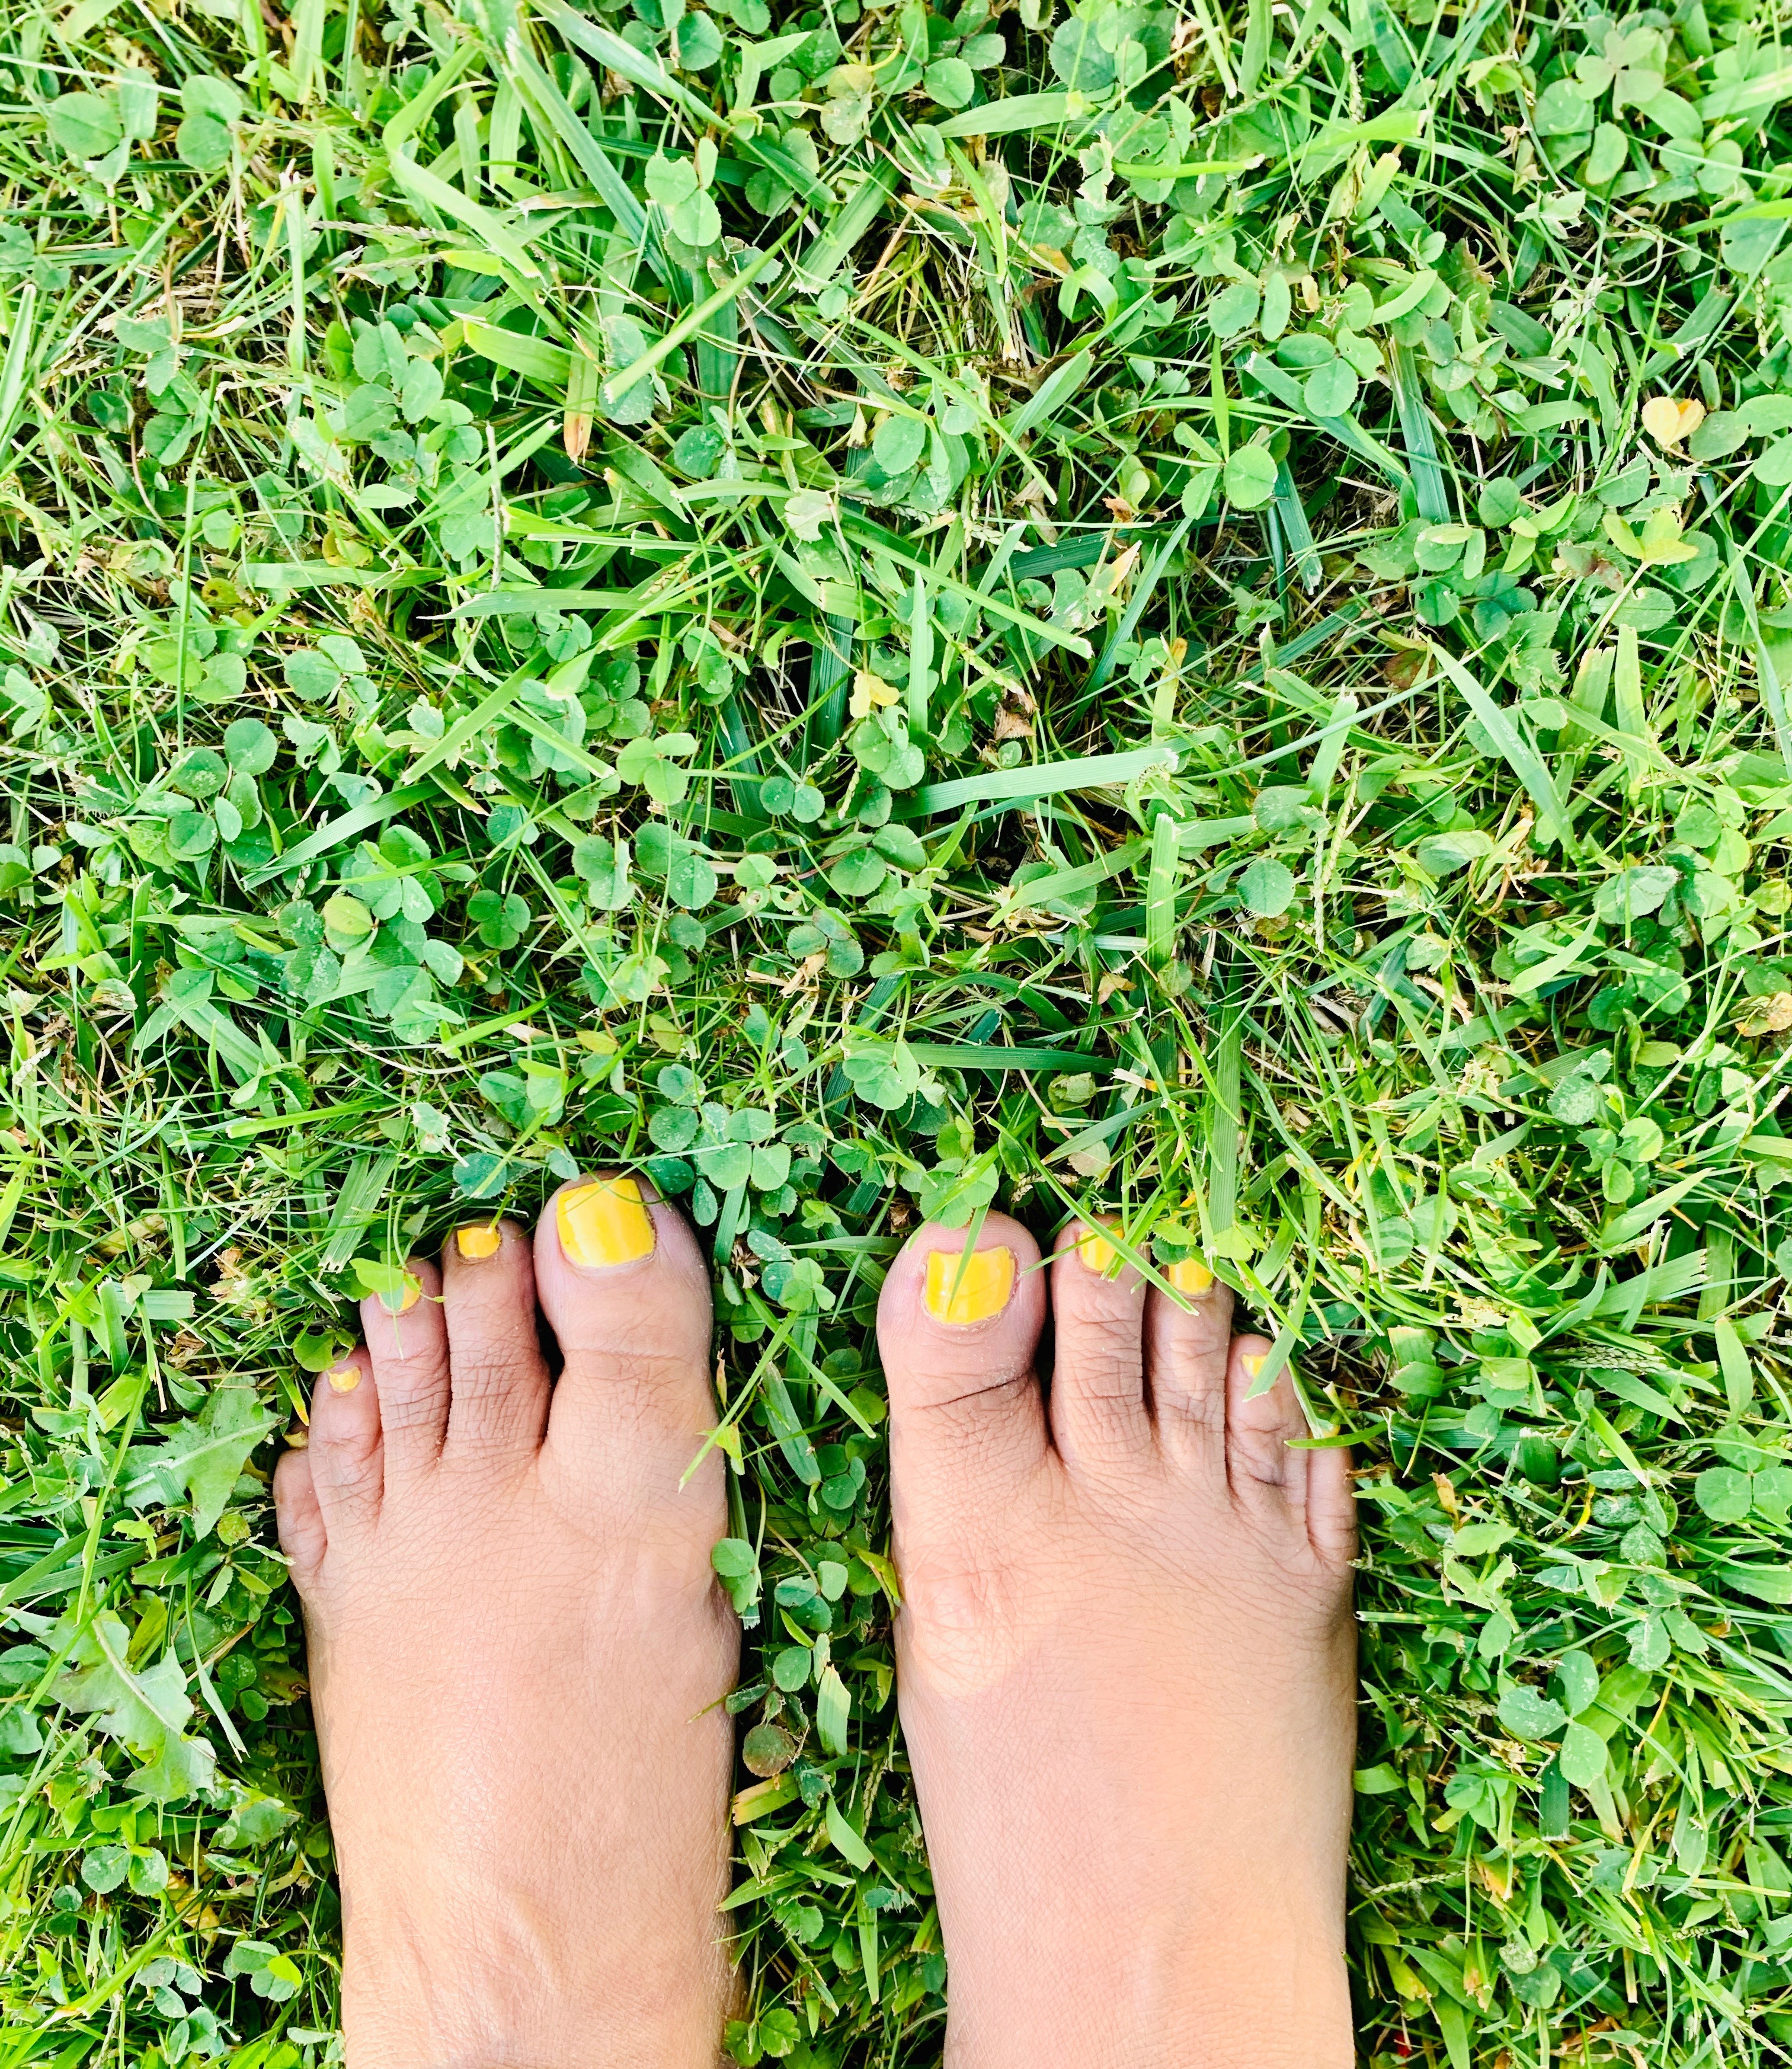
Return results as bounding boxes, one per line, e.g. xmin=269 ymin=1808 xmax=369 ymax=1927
xmin=617 ymin=731 xmax=699 ymax=804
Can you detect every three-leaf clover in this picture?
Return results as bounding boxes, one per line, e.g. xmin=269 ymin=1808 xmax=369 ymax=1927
xmin=468 ymin=888 xmax=531 ymax=949
xmin=1575 ymin=24 xmax=1665 ymax=112
xmin=645 ymin=149 xmax=721 ymax=248
xmin=617 ymin=731 xmax=699 ymax=804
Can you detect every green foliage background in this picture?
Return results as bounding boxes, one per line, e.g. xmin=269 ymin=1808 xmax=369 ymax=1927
xmin=2 ymin=0 xmax=1792 ymax=2060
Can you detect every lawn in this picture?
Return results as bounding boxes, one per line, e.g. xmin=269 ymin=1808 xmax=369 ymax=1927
xmin=1 ymin=0 xmax=1791 ymax=2060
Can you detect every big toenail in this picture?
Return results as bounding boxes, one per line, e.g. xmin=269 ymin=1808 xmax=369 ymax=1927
xmin=327 ymin=1364 xmax=361 ymax=1393
xmin=379 ymin=1280 xmax=422 ymax=1315
xmin=456 ymin=1225 xmax=502 ymax=1261
xmin=1076 ymin=1229 xmax=1121 ymax=1275
xmin=1169 ymin=1258 xmax=1215 ymax=1296
xmin=924 ymin=1246 xmax=1015 ymax=1324
xmin=558 ymin=1177 xmax=656 ymax=1269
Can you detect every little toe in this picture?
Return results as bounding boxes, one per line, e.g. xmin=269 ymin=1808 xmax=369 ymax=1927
xmin=304 ymin=1347 xmax=383 ymax=1539
xmin=273 ymin=1442 xmax=326 ymax=1587
xmin=533 ymin=1176 xmax=715 ymax=1464
xmin=1225 ymin=1334 xmax=1310 ymax=1513
xmin=1046 ymin=1222 xmax=1150 ymax=1463
xmin=360 ymin=1257 xmax=449 ymax=1478
xmin=876 ymin=1214 xmax=1048 ymax=1508
xmin=1144 ymin=1254 xmax=1234 ymax=1459
xmin=439 ymin=1216 xmax=551 ymax=1463
xmin=1305 ymin=1439 xmax=1359 ymax=1571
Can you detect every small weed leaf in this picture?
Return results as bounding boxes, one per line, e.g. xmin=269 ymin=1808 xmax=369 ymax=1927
xmin=81 ymin=1845 xmax=130 ymax=1894
xmin=1497 ymin=1686 xmax=1567 ymax=1742
xmin=1223 ymin=443 xmax=1278 ymax=510
xmin=1237 ymin=857 xmax=1295 ymax=916
xmin=1557 ymin=1720 xmax=1609 ymax=1790
xmin=47 ymin=91 xmax=123 ymax=160
xmin=1693 ymin=1464 xmax=1753 ymax=1523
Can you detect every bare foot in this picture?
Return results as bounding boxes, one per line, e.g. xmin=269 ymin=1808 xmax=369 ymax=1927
xmin=876 ymin=1219 xmax=1357 ymax=2069
xmin=274 ymin=1177 xmax=736 ymax=2069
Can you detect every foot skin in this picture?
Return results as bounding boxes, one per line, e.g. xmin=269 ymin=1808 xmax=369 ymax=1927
xmin=274 ymin=1178 xmax=737 ymax=2069
xmin=878 ymin=1219 xmax=1357 ymax=2069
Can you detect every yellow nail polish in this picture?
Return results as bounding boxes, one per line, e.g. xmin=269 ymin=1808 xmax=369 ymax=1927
xmin=1077 ymin=1229 xmax=1119 ymax=1276
xmin=924 ymin=1246 xmax=1015 ymax=1325
xmin=1241 ymin=1352 xmax=1266 ymax=1382
xmin=457 ymin=1225 xmax=502 ymax=1261
xmin=325 ymin=1364 xmax=361 ymax=1393
xmin=1169 ymin=1258 xmax=1215 ymax=1296
xmin=558 ymin=1177 xmax=656 ymax=1269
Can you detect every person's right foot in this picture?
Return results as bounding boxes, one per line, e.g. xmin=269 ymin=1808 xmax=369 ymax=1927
xmin=876 ymin=1217 xmax=1358 ymax=2069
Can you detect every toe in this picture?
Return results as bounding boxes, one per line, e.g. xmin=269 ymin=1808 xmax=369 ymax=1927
xmin=439 ymin=1216 xmax=551 ymax=1464
xmin=533 ymin=1176 xmax=715 ymax=1466
xmin=1046 ymin=1221 xmax=1150 ymax=1463
xmin=360 ymin=1256 xmax=449 ymax=1479
xmin=273 ymin=1441 xmax=327 ymax=1587
xmin=1144 ymin=1253 xmax=1233 ymax=1463
xmin=305 ymin=1346 xmax=383 ymax=1539
xmin=1225 ymin=1334 xmax=1309 ymax=1512
xmin=876 ymin=1214 xmax=1048 ymax=1505
xmin=1305 ymin=1441 xmax=1358 ymax=1571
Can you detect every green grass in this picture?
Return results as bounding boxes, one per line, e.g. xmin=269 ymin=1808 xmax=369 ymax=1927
xmin=2 ymin=0 xmax=1791 ymax=2060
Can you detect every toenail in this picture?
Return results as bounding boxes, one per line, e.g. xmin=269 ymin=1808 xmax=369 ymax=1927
xmin=558 ymin=1176 xmax=656 ymax=1269
xmin=1076 ymin=1229 xmax=1120 ymax=1276
xmin=924 ymin=1246 xmax=1015 ymax=1325
xmin=1241 ymin=1352 xmax=1266 ymax=1384
xmin=1169 ymin=1258 xmax=1215 ymax=1296
xmin=383 ymin=1281 xmax=422 ymax=1315
xmin=326 ymin=1364 xmax=361 ymax=1393
xmin=456 ymin=1224 xmax=502 ymax=1261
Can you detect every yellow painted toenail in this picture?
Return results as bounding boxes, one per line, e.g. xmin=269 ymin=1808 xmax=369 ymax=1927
xmin=1077 ymin=1229 xmax=1119 ymax=1276
xmin=558 ymin=1176 xmax=655 ymax=1269
xmin=1241 ymin=1352 xmax=1266 ymax=1381
xmin=456 ymin=1224 xmax=502 ymax=1261
xmin=924 ymin=1246 xmax=1015 ymax=1325
xmin=1169 ymin=1258 xmax=1215 ymax=1296
xmin=326 ymin=1364 xmax=361 ymax=1393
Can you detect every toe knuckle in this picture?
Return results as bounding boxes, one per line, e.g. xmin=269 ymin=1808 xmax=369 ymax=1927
xmin=1158 ymin=1386 xmax=1226 ymax=1440
xmin=375 ymin=1388 xmax=445 ymax=1438
xmin=903 ymin=1366 xmax=1035 ymax=1440
xmin=1071 ymin=1307 xmax=1143 ymax=1352
xmin=450 ymin=1348 xmax=535 ymax=1400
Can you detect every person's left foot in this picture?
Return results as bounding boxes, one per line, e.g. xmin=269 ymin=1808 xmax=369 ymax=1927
xmin=274 ymin=1177 xmax=737 ymax=2069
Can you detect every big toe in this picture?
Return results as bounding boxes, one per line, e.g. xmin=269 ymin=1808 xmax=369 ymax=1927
xmin=876 ymin=1213 xmax=1048 ymax=1515
xmin=533 ymin=1175 xmax=716 ymax=1478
